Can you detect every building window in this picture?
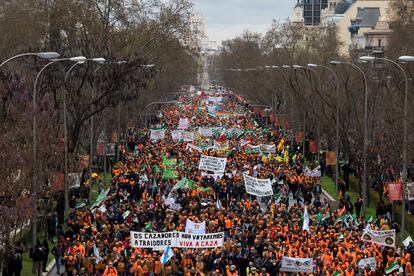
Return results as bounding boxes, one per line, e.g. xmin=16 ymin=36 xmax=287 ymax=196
xmin=378 ymin=39 xmax=382 ymax=47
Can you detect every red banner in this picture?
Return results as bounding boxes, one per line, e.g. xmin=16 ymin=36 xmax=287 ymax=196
xmin=388 ymin=183 xmax=402 ymax=201
xmin=295 ymin=131 xmax=304 ymax=143
xmin=96 ymin=143 xmax=106 ymax=156
xmin=309 ymin=140 xmax=318 ymax=153
xmin=79 ymin=154 xmax=90 ymax=170
xmin=50 ymin=172 xmax=64 ymax=193
xmin=326 ymin=151 xmax=336 ymax=166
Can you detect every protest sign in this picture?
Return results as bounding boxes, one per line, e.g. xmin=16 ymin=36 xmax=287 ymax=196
xmin=198 ymin=155 xmax=227 ymax=173
xmin=407 ymin=182 xmax=414 ymax=200
xmin=208 ymin=96 xmax=222 ymax=102
xmin=185 ymin=219 xmax=206 ymax=234
xmin=171 ymin=130 xmax=182 ymax=141
xmin=106 ymin=143 xmax=116 ymax=156
xmin=130 ymin=231 xmax=223 ymax=249
xmin=150 ymin=128 xmax=165 ymax=140
xmin=243 ymin=174 xmax=274 ymax=196
xmin=176 ymin=232 xmax=224 ymax=248
xmin=281 ymin=256 xmax=313 ymax=273
xmin=68 ymin=172 xmax=81 ymax=189
xmin=403 ymin=236 xmax=413 ymax=248
xmin=201 ymin=171 xmax=223 ymax=181
xmin=198 ymin=127 xmax=213 ymax=137
xmin=362 ymin=228 xmax=395 ymax=247
xmin=130 ymin=231 xmax=179 ymax=250
xmin=207 ymin=106 xmax=216 ymax=117
xmin=179 ymin=118 xmax=189 ymax=129
xmin=182 ymin=131 xmax=194 ymax=142
xmin=358 ymin=257 xmax=377 ymax=271
xmin=303 ymin=166 xmax=321 ymax=177
xmin=168 ymin=203 xmax=182 ymax=211
xmin=388 ymin=183 xmax=402 ymax=201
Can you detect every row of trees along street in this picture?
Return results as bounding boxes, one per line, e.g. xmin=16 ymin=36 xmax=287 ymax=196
xmin=215 ymin=0 xmax=414 ymax=229
xmin=0 ymin=0 xmax=200 ymax=269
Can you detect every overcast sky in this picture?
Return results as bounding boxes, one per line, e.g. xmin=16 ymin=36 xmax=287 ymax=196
xmin=191 ymin=0 xmax=294 ymax=45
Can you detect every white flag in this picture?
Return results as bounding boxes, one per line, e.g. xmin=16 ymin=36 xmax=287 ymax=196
xmin=185 ymin=219 xmax=206 ymax=234
xmin=303 ymin=206 xmax=310 ymax=232
xmin=93 ymin=245 xmax=100 ymax=264
xmin=161 ymin=245 xmax=174 ymax=265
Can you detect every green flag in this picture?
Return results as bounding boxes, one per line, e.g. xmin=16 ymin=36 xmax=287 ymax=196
xmin=337 ymin=234 xmax=344 ymax=241
xmin=162 ymin=168 xmax=178 ymax=179
xmin=173 ymin=178 xmax=186 ymax=190
xmin=184 ymin=178 xmax=197 ymax=190
xmin=316 ymin=212 xmax=323 ymax=223
xmin=95 ymin=190 xmax=107 ymax=203
xmin=385 ymin=261 xmax=400 ymax=274
xmin=178 ymin=160 xmax=184 ymax=169
xmin=144 ymin=222 xmax=153 ymax=231
xmin=153 ymin=164 xmax=161 ymax=173
xmin=332 ymin=271 xmax=340 ymax=276
xmin=162 ymin=157 xmax=177 ymax=167
xmin=275 ymin=193 xmax=281 ymax=204
xmin=152 ymin=179 xmax=158 ymax=190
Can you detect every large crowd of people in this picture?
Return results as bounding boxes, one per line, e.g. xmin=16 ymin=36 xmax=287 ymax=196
xmin=47 ymin=88 xmax=412 ymax=275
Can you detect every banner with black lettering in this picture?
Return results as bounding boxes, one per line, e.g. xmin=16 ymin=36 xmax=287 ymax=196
xmin=198 ymin=127 xmax=213 ymax=137
xmin=130 ymin=231 xmax=223 ymax=249
xmin=182 ymin=131 xmax=194 ymax=142
xmin=198 ymin=155 xmax=227 ymax=173
xmin=362 ymin=228 xmax=395 ymax=247
xmin=176 ymin=232 xmax=224 ymax=248
xmin=130 ymin=231 xmax=178 ymax=250
xmin=243 ymin=174 xmax=273 ymax=196
xmin=281 ymin=257 xmax=313 ymax=273
xmin=150 ymin=128 xmax=165 ymax=141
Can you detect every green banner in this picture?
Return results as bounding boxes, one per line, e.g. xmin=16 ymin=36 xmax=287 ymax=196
xmin=162 ymin=168 xmax=178 ymax=179
xmin=162 ymin=157 xmax=177 ymax=167
xmin=95 ymin=190 xmax=107 ymax=203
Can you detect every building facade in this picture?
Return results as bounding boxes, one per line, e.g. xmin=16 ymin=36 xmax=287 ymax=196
xmin=290 ymin=0 xmax=392 ymax=56
xmin=303 ymin=0 xmax=329 ymax=26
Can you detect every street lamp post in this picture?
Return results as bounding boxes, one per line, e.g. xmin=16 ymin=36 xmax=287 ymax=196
xmin=32 ymin=56 xmax=87 ymax=246
xmin=294 ymin=65 xmax=322 ymax=163
xmin=63 ymin=58 xmax=105 ymax=215
xmin=330 ymin=60 xmax=368 ymax=216
xmin=360 ymin=55 xmax=410 ymax=240
xmin=0 ymin=52 xmax=60 ymax=68
xmin=308 ymin=63 xmax=340 ymax=194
